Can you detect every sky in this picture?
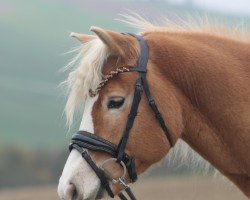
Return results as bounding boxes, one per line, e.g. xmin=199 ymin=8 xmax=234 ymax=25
xmin=168 ymin=0 xmax=250 ymax=16
xmin=195 ymin=0 xmax=250 ymax=16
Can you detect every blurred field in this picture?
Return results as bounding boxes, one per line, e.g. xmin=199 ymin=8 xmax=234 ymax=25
xmin=0 ymin=176 xmax=247 ymax=200
xmin=1 ymin=0 xmax=250 ymax=197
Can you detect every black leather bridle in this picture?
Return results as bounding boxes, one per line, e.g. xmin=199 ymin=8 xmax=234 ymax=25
xmin=69 ymin=34 xmax=173 ymax=200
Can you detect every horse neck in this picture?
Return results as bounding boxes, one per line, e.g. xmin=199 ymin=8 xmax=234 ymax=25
xmin=145 ymin=31 xmax=250 ymax=179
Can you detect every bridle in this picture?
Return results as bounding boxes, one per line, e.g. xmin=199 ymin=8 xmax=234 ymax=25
xmin=69 ymin=34 xmax=173 ymax=200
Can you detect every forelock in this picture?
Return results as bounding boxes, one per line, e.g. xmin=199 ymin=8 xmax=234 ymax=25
xmin=63 ymin=39 xmax=109 ymax=127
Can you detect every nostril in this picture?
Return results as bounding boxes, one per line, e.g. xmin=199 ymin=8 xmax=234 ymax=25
xmin=65 ymin=183 xmax=78 ymax=200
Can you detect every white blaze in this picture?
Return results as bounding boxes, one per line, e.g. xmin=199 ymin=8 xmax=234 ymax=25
xmin=79 ymin=96 xmax=98 ymax=132
xmin=58 ymin=96 xmax=102 ymax=199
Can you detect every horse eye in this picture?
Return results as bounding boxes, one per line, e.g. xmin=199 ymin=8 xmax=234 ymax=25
xmin=107 ymin=97 xmax=125 ymax=109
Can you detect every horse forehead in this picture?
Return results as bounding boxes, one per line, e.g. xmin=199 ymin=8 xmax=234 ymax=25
xmin=79 ymin=95 xmax=98 ymax=132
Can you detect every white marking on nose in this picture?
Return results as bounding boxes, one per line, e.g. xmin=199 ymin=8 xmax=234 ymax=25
xmin=58 ymin=149 xmax=100 ymax=199
xmin=58 ymin=96 xmax=104 ymax=200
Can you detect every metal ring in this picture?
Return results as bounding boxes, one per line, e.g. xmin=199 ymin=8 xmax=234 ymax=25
xmin=99 ymin=158 xmax=127 ymax=183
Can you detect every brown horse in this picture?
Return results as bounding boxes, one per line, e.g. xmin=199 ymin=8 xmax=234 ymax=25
xmin=58 ymin=17 xmax=250 ymax=199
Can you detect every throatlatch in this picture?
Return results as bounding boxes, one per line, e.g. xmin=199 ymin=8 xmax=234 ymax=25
xmin=69 ymin=33 xmax=173 ymax=200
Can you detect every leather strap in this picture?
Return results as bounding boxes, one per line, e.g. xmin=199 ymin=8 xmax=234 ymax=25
xmin=116 ymin=33 xmax=173 ymax=180
xmin=117 ymin=78 xmax=143 ymax=163
xmin=128 ymin=34 xmax=173 ymax=146
xmin=69 ymin=143 xmax=114 ymax=198
xmin=71 ymin=131 xmax=137 ymax=182
xmin=141 ymin=73 xmax=173 ymax=146
xmin=125 ymin=187 xmax=137 ymax=200
xmin=72 ymin=131 xmax=117 ymax=157
xmin=118 ymin=193 xmax=128 ymax=200
xmin=126 ymin=33 xmax=148 ymax=73
xmin=69 ymin=33 xmax=173 ymax=200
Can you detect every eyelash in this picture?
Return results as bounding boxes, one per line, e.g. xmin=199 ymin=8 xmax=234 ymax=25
xmin=107 ymin=98 xmax=125 ymax=109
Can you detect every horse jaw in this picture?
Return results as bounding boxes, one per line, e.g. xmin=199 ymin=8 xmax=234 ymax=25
xmin=58 ymin=96 xmax=105 ymax=200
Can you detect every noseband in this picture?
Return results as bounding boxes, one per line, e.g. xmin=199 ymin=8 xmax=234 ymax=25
xmin=69 ymin=34 xmax=173 ymax=200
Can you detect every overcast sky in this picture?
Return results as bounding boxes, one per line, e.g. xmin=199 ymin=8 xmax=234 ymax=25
xmin=169 ymin=0 xmax=250 ymax=16
xmin=196 ymin=0 xmax=250 ymax=15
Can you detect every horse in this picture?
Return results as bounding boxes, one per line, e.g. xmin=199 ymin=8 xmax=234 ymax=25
xmin=57 ymin=16 xmax=250 ymax=199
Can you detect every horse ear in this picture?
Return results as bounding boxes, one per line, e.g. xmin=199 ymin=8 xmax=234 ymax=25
xmin=90 ymin=26 xmax=125 ymax=57
xmin=70 ymin=32 xmax=96 ymax=43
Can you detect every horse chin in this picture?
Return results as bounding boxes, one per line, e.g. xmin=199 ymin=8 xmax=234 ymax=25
xmin=78 ymin=182 xmax=106 ymax=200
xmin=82 ymin=187 xmax=107 ymax=200
xmin=78 ymin=187 xmax=105 ymax=200
xmin=95 ymin=187 xmax=108 ymax=200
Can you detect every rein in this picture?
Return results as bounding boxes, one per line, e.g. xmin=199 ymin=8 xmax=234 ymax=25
xmin=69 ymin=33 xmax=173 ymax=200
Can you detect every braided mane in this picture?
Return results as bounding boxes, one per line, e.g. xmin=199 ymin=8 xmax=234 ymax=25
xmin=89 ymin=67 xmax=130 ymax=97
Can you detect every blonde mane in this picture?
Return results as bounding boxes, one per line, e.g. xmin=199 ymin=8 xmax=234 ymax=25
xmin=119 ymin=13 xmax=249 ymax=41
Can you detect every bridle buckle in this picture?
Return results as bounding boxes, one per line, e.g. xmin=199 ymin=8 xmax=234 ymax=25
xmin=99 ymin=158 xmax=127 ymax=183
xmin=116 ymin=177 xmax=129 ymax=190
